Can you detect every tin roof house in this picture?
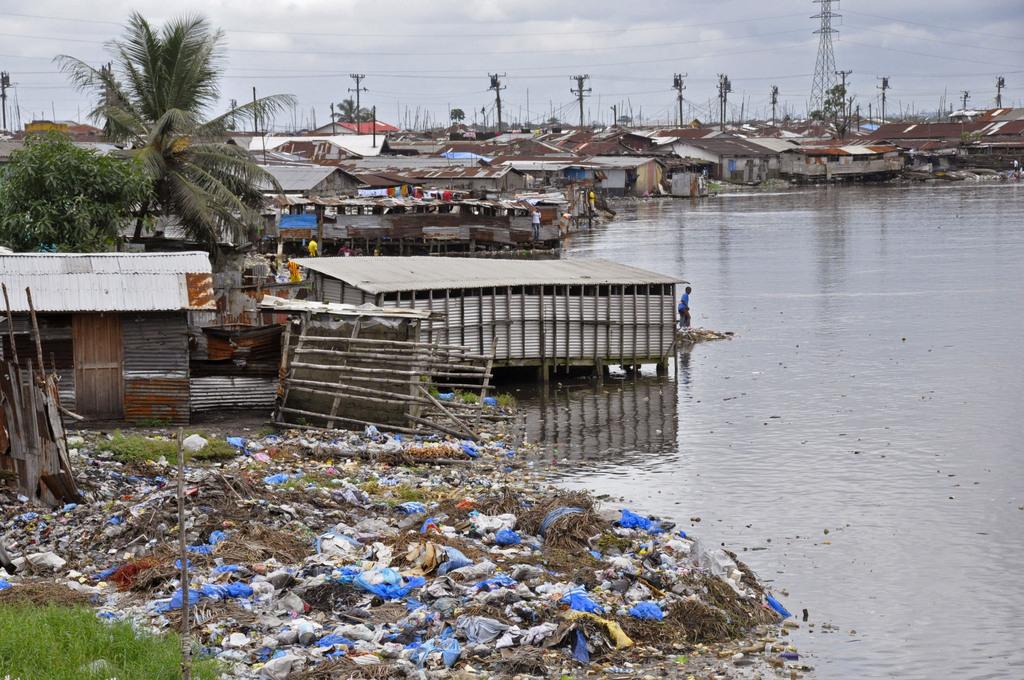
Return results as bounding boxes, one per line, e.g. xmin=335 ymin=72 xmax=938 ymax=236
xmin=0 ymin=252 xmax=214 ymax=423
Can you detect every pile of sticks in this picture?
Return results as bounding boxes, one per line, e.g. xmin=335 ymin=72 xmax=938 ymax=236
xmin=274 ymin=322 xmax=502 ymax=440
xmin=0 ymin=284 xmax=81 ymax=506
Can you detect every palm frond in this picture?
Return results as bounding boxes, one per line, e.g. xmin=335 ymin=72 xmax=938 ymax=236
xmin=198 ymin=95 xmax=298 ymax=139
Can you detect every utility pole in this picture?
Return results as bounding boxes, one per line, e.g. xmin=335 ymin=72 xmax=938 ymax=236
xmin=770 ymin=85 xmax=779 ymax=126
xmin=877 ymin=76 xmax=890 ymax=122
xmin=835 ymin=69 xmax=852 ymax=123
xmin=961 ymin=90 xmax=970 ymax=110
xmin=0 ymin=71 xmax=9 ymax=132
xmin=717 ymin=74 xmax=731 ymax=131
xmin=488 ymin=73 xmax=506 ymax=132
xmin=348 ymin=73 xmax=367 ymax=126
xmin=329 ymin=103 xmax=336 ymax=134
xmin=570 ymin=74 xmax=591 ymax=128
xmin=611 ymin=105 xmax=617 ymax=127
xmin=672 ymin=73 xmax=687 ymax=127
xmin=995 ymin=76 xmax=1005 ymax=108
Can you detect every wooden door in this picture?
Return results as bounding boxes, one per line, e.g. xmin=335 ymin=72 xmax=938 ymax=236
xmin=72 ymin=314 xmax=124 ymax=419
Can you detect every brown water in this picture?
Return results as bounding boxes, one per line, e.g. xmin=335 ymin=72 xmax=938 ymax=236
xmin=517 ymin=183 xmax=1024 ymax=679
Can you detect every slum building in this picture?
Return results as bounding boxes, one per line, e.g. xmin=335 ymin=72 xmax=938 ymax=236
xmin=0 ymin=252 xmax=214 ymax=423
xmin=295 ymin=256 xmax=681 ymax=378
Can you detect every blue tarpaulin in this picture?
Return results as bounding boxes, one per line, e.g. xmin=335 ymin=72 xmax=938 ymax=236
xmin=279 ymin=214 xmax=317 ymax=229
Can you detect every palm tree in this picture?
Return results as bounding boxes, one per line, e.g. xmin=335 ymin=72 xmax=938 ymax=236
xmin=57 ymin=13 xmax=295 ymax=252
xmin=333 ymin=97 xmax=371 ymax=124
xmin=449 ymin=108 xmax=466 ymax=123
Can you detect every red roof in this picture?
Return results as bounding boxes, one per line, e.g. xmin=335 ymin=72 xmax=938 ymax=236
xmin=338 ymin=121 xmax=399 ymax=134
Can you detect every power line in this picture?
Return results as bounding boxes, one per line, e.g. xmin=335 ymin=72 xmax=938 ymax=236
xmin=843 ymin=9 xmax=1021 ymax=42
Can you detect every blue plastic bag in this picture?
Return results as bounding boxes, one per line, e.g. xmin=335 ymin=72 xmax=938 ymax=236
xmin=628 ymin=601 xmax=664 ymax=621
xmin=410 ymin=630 xmax=460 ymax=668
xmin=766 ymin=594 xmax=792 ymax=619
xmin=482 ymin=396 xmax=497 ymax=407
xmin=420 ymin=517 xmax=439 ymax=534
xmin=0 ymin=579 xmax=11 ymax=591
xmin=213 ymin=564 xmax=241 ymax=574
xmin=618 ymin=509 xmax=665 ymax=534
xmin=316 ymin=634 xmax=355 ymax=648
xmin=436 ymin=392 xmax=455 ymax=401
xmin=354 ymin=568 xmax=425 ymax=600
xmin=187 ymin=544 xmax=214 ymax=555
xmin=560 ymin=589 xmax=604 ymax=614
xmin=436 ymin=547 xmax=473 ymax=575
xmin=540 ymin=507 xmax=584 ymax=535
xmin=398 ymin=502 xmax=426 ymax=514
xmin=263 ymin=473 xmax=290 ymax=485
xmin=495 ymin=529 xmax=521 ymax=546
xmin=460 ymin=442 xmax=479 ymax=459
xmin=209 ymin=530 xmax=228 ymax=545
xmin=226 ymin=436 xmax=246 ymax=450
xmin=573 ymin=629 xmax=590 ymax=663
xmin=476 ymin=574 xmax=517 ymax=591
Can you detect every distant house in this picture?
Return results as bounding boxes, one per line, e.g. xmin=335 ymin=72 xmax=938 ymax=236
xmin=671 ymin=137 xmax=782 ymax=183
xmin=589 ymin=156 xmax=665 ymax=196
xmin=0 ymin=252 xmax=214 ymax=423
xmin=21 ymin=120 xmax=105 ymax=141
xmin=779 ymin=145 xmax=903 ymax=183
xmin=309 ymin=121 xmax=400 ymax=135
xmin=258 ymin=165 xmax=362 ymax=197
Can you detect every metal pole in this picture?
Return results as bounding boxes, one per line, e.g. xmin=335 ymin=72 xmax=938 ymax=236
xmin=177 ymin=429 xmax=192 ymax=680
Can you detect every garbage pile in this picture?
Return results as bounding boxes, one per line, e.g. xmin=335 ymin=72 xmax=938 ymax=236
xmin=0 ymin=425 xmax=805 ymax=678
xmin=677 ymin=328 xmax=735 ymax=344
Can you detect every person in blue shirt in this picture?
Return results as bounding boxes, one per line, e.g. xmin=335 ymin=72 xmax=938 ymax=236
xmin=678 ymin=286 xmax=692 ymax=328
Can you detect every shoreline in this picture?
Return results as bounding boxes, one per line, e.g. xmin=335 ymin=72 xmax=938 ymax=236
xmin=0 ymin=423 xmax=810 ymax=679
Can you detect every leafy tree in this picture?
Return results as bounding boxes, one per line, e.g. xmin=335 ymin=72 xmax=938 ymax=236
xmin=546 ymin=116 xmax=561 ymax=126
xmin=812 ymin=84 xmax=856 ymax=140
xmin=449 ymin=108 xmax=466 ymax=123
xmin=334 ymin=97 xmax=371 ymax=123
xmin=57 ymin=13 xmax=295 ymax=253
xmin=0 ymin=133 xmax=150 ymax=251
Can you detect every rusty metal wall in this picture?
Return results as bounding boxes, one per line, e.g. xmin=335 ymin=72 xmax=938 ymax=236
xmin=122 ymin=313 xmax=190 ymax=424
xmin=189 ymin=376 xmax=277 ymax=412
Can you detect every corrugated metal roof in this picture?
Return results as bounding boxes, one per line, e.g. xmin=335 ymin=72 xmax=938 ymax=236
xmin=294 ymin=256 xmax=682 ymax=294
xmin=258 ymin=164 xmax=342 ymax=191
xmin=0 ymin=252 xmax=214 ymax=312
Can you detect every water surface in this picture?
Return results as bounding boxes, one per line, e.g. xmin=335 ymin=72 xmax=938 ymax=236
xmin=519 ymin=183 xmax=1024 ymax=679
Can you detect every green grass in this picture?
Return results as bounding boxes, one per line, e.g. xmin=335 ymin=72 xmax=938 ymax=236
xmin=496 ymin=393 xmax=517 ymax=409
xmin=0 ymin=605 xmax=219 ymax=680
xmin=97 ymin=432 xmax=238 ymax=463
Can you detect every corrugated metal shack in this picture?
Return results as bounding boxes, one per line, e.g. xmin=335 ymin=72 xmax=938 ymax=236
xmin=296 ymin=256 xmax=681 ymax=378
xmin=0 ymin=252 xmax=215 ymax=423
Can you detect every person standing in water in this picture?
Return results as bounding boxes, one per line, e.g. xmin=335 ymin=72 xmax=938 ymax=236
xmin=678 ymin=286 xmax=692 ymax=328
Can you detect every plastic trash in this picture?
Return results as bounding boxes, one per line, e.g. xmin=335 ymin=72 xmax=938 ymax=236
xmin=410 ymin=630 xmax=460 ymax=668
xmin=397 ymin=502 xmax=427 ymax=514
xmin=476 ymin=573 xmax=517 ymax=591
xmin=226 ymin=436 xmax=246 ymax=450
xmin=561 ymin=589 xmax=604 ymax=614
xmin=209 ymin=530 xmax=228 ymax=545
xmin=482 ymin=396 xmax=498 ymax=407
xmin=461 ymin=441 xmax=479 ymax=458
xmin=495 ymin=528 xmax=521 ymax=546
xmin=766 ymin=594 xmax=792 ymax=619
xmin=436 ymin=392 xmax=455 ymax=401
xmin=263 ymin=473 xmax=291 ymax=485
xmin=316 ymin=634 xmax=354 ymax=649
xmin=619 ymin=509 xmax=665 ymax=533
xmin=0 ymin=579 xmax=11 ymax=591
xmin=354 ymin=568 xmax=425 ymax=600
xmin=436 ymin=547 xmax=472 ymax=575
xmin=779 ymin=651 xmax=800 ymax=660
xmin=456 ymin=615 xmax=509 ymax=644
xmin=540 ymin=507 xmax=584 ymax=535
xmin=628 ymin=601 xmax=664 ymax=621
xmin=181 ymin=434 xmax=208 ymax=453
xmin=573 ymin=629 xmax=590 ymax=663
xmin=419 ymin=517 xmax=439 ymax=534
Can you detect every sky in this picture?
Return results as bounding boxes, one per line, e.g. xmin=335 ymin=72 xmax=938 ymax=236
xmin=1 ymin=0 xmax=1023 ymax=131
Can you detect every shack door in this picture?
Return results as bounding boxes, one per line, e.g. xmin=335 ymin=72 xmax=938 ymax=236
xmin=72 ymin=313 xmax=124 ymax=419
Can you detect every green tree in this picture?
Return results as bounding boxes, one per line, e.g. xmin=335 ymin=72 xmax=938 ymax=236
xmin=812 ymin=84 xmax=856 ymax=140
xmin=334 ymin=97 xmax=371 ymax=123
xmin=449 ymin=108 xmax=466 ymax=123
xmin=57 ymin=13 xmax=295 ymax=252
xmin=0 ymin=133 xmax=150 ymax=251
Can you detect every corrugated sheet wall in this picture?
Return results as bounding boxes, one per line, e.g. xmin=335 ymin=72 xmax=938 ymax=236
xmin=384 ymin=283 xmax=676 ymax=366
xmin=122 ymin=313 xmax=190 ymax=424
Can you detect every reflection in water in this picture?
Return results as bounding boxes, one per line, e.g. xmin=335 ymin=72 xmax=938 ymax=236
xmin=520 ymin=373 xmax=678 ymax=470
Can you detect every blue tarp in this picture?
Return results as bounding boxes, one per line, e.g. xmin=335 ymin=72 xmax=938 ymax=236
xmin=561 ymin=589 xmax=604 ymax=614
xmin=279 ymin=214 xmax=317 ymax=229
xmin=441 ymin=151 xmax=493 ymax=163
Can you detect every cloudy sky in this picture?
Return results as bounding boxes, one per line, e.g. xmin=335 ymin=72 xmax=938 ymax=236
xmin=1 ymin=0 xmax=1022 ymax=130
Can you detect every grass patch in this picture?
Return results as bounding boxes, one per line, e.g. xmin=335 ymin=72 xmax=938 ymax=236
xmin=97 ymin=432 xmax=238 ymax=463
xmin=496 ymin=393 xmax=517 ymax=409
xmin=0 ymin=605 xmax=219 ymax=680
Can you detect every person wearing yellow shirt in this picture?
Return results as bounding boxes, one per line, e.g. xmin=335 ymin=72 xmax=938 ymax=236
xmin=287 ymin=259 xmax=302 ymax=283
xmin=307 ymin=239 xmax=318 ymax=257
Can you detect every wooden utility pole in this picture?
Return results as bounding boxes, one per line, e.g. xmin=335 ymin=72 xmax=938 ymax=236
xmin=877 ymin=76 xmax=890 ymax=123
xmin=488 ymin=73 xmax=506 ymax=132
xmin=348 ymin=73 xmax=367 ymax=124
xmin=770 ymin=85 xmax=779 ymax=126
xmin=570 ymin=74 xmax=591 ymax=128
xmin=672 ymin=73 xmax=686 ymax=127
xmin=717 ymin=74 xmax=731 ymax=131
